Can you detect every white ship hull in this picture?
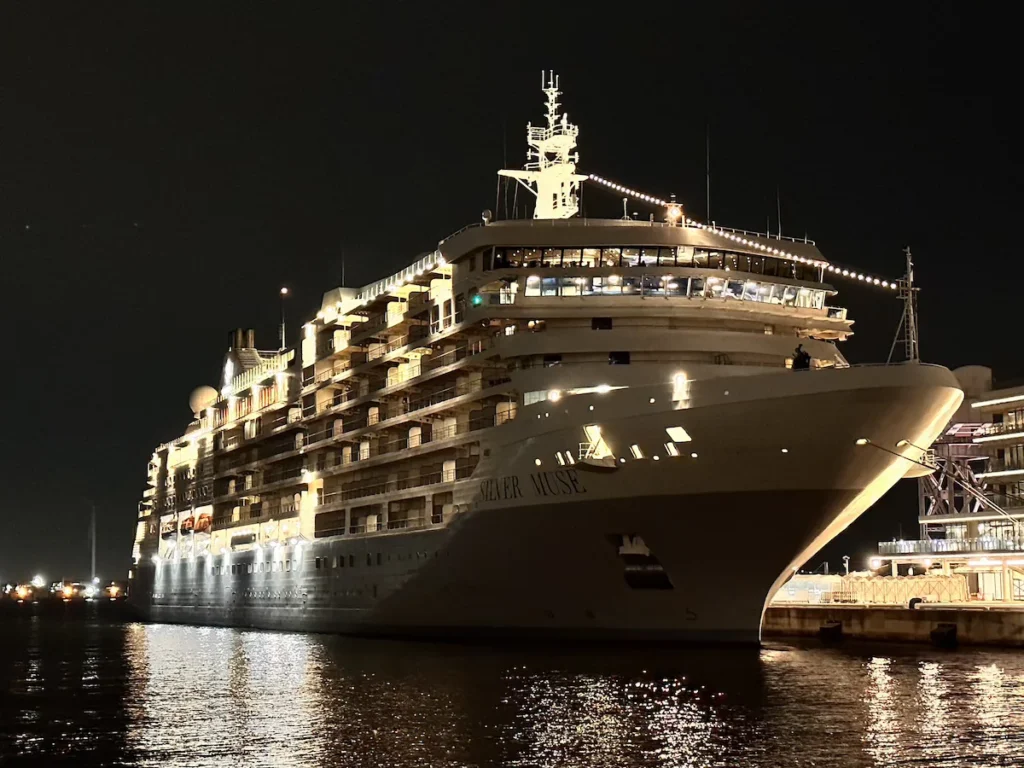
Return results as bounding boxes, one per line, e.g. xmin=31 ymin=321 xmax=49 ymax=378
xmin=132 ymin=363 xmax=962 ymax=643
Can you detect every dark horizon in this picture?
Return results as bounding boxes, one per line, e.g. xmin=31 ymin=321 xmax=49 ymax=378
xmin=2 ymin=3 xmax=1017 ymax=582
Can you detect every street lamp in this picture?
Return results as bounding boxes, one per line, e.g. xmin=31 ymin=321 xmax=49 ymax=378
xmin=279 ymin=286 xmax=289 ymax=350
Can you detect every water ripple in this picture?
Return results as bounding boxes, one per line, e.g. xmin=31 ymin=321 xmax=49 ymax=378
xmin=3 ymin=620 xmax=1024 ymax=766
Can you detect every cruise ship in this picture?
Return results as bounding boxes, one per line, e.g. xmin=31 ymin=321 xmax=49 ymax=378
xmin=128 ymin=74 xmax=963 ymax=642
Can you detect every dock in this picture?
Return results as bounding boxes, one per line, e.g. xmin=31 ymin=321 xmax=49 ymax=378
xmin=764 ymin=604 xmax=1024 ymax=647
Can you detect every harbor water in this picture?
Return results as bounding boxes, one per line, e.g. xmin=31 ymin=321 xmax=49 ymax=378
xmin=3 ymin=617 xmax=1024 ymax=767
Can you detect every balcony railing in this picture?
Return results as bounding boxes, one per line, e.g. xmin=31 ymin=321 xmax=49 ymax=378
xmin=321 ymin=467 xmax=471 ymax=504
xmin=973 ymin=422 xmax=1024 ymax=440
xmin=429 ymin=312 xmax=463 ymax=335
xmin=300 ymin=376 xmax=510 ymax=448
xmin=224 ymin=351 xmax=292 ymax=396
xmin=879 ymin=536 xmax=1024 ymax=555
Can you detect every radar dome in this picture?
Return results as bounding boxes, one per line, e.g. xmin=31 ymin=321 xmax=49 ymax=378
xmin=189 ymin=385 xmax=219 ymax=416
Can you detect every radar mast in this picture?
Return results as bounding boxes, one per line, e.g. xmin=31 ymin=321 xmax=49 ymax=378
xmin=498 ymin=71 xmax=588 ymax=219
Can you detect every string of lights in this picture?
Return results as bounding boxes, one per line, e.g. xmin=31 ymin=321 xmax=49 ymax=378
xmin=586 ymin=173 xmax=900 ymax=291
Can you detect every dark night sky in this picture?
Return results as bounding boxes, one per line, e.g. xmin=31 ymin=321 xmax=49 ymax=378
xmin=1 ymin=4 xmax=1018 ymax=582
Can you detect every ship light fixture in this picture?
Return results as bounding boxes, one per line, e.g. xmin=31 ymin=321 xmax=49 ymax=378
xmin=690 ymin=452 xmax=698 ymax=459
xmin=972 ymin=394 xmax=1024 ymax=408
xmin=855 ymin=438 xmax=869 ymax=445
xmin=672 ymin=373 xmax=690 ymax=403
xmin=975 ymin=431 xmax=1024 ymax=444
xmin=781 ymin=448 xmax=789 ymax=454
xmin=666 ymin=427 xmax=692 ymax=443
xmin=869 ymin=558 xmax=882 ymax=569
xmin=535 ymin=458 xmax=542 ymax=466
xmin=548 ymin=390 xmax=562 ymax=402
xmin=595 ymin=384 xmax=612 ymax=394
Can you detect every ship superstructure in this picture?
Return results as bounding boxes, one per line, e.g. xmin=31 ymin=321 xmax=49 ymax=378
xmin=129 ymin=75 xmax=963 ymax=642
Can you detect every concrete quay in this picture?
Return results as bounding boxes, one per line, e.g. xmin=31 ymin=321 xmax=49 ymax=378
xmin=764 ymin=604 xmax=1024 ymax=647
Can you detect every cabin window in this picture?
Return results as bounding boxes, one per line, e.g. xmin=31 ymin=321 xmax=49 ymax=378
xmin=560 ymin=276 xmax=583 ymax=296
xmin=592 ymin=317 xmax=613 ymax=330
xmin=542 ymin=249 xmax=561 ymax=267
xmin=609 ymin=351 xmax=630 ymax=365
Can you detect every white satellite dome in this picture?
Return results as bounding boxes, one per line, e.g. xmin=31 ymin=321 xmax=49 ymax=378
xmin=189 ymin=385 xmax=219 ymax=416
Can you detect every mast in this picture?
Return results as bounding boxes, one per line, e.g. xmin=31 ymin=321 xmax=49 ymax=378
xmin=89 ymin=501 xmax=96 ymax=581
xmin=887 ymin=247 xmax=920 ymax=363
xmin=498 ymin=71 xmax=587 ymax=219
xmin=706 ymin=122 xmax=711 ymax=221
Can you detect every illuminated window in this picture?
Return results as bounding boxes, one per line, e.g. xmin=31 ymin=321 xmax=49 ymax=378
xmin=665 ymin=443 xmax=680 ymax=457
xmin=583 ymin=425 xmax=613 ymax=460
xmin=630 ymin=444 xmax=644 ymax=459
xmin=666 ymin=426 xmax=692 ymax=443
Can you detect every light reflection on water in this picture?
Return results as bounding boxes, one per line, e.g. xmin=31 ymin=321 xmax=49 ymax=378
xmin=5 ymin=620 xmax=1024 ymax=766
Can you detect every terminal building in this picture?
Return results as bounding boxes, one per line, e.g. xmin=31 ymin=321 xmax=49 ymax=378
xmin=876 ymin=365 xmax=1024 ymax=602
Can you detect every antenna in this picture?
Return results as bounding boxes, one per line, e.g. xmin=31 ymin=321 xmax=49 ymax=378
xmin=887 ymin=247 xmax=920 ymax=364
xmin=706 ymin=122 xmax=711 ymax=221
xmin=776 ymin=185 xmax=782 ymax=238
xmin=497 ymin=72 xmax=587 ymax=219
xmin=86 ymin=499 xmax=96 ymax=581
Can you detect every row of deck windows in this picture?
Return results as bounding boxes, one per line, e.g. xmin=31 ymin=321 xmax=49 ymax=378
xmin=488 ymin=246 xmax=822 ymax=283
xmin=207 ymin=550 xmax=434 ymax=576
xmin=521 ymin=274 xmax=827 ymax=310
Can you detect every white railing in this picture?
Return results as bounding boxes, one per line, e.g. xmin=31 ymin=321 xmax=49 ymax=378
xmin=879 ymin=537 xmax=1024 ymax=555
xmin=225 ymin=351 xmax=293 ymax=395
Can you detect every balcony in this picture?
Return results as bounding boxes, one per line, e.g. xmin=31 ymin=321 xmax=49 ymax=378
xmin=879 ymin=537 xmax=1024 ymax=556
xmin=429 ymin=312 xmax=463 ymax=335
xmin=323 ymin=466 xmax=472 ymax=504
xmin=973 ymin=423 xmax=1024 ymax=443
xmin=224 ymin=351 xmax=293 ymax=396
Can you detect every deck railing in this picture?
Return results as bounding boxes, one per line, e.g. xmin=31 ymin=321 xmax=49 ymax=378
xmin=879 ymin=537 xmax=1024 ymax=555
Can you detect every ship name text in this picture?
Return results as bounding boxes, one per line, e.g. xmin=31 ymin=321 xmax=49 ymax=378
xmin=479 ymin=469 xmax=587 ymax=502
